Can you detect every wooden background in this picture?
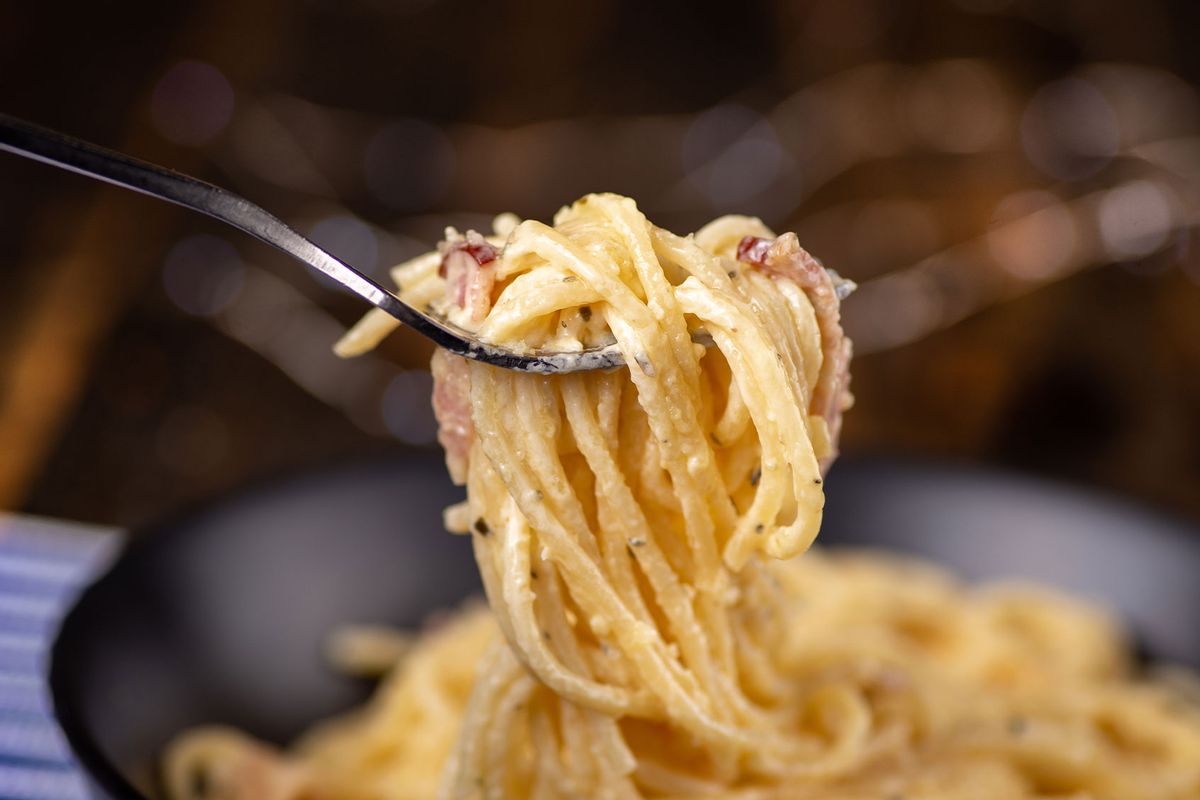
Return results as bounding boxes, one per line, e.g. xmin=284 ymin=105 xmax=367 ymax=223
xmin=2 ymin=0 xmax=1199 ymax=529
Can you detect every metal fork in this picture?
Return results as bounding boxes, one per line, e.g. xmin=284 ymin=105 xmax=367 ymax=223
xmin=0 ymin=114 xmax=624 ymax=374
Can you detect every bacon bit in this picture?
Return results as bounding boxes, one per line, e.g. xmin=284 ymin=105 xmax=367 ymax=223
xmin=464 ymin=240 xmax=499 ymax=264
xmin=439 ymin=233 xmax=499 ymax=322
xmin=438 ymin=239 xmax=499 ymax=277
xmin=739 ymin=232 xmax=853 ymax=475
xmin=736 ymin=235 xmax=774 ymax=267
xmin=431 ymin=350 xmax=473 ymax=485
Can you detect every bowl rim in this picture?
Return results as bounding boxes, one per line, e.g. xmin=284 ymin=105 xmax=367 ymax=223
xmin=51 ymin=542 xmax=147 ymax=800
xmin=48 ymin=448 xmax=436 ymax=800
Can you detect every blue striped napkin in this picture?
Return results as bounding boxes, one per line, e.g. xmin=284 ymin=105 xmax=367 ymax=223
xmin=0 ymin=514 xmax=120 ymax=800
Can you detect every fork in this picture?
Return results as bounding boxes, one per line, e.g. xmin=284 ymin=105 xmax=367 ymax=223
xmin=0 ymin=113 xmax=624 ymax=374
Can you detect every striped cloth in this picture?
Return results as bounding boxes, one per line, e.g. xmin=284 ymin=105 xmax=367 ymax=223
xmin=0 ymin=514 xmax=121 ymax=800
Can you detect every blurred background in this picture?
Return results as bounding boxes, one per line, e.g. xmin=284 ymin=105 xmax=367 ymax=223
xmin=2 ymin=0 xmax=1199 ymax=530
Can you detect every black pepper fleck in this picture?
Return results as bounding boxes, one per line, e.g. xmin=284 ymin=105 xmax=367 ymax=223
xmin=579 ymin=305 xmax=592 ymax=322
xmin=750 ymin=466 xmax=761 ymax=487
xmin=474 ymin=517 xmax=490 ymax=536
xmin=755 ymin=524 xmax=764 ymax=534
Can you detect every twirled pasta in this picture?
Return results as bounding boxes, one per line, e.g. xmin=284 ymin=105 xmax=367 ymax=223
xmin=167 ymin=195 xmax=1200 ymax=800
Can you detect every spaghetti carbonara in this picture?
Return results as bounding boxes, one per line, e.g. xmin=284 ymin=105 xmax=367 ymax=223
xmin=167 ymin=194 xmax=1200 ymax=800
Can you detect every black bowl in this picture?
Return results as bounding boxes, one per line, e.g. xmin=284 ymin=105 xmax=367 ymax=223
xmin=50 ymin=453 xmax=1200 ymax=799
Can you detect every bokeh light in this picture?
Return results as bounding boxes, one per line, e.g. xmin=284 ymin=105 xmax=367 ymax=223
xmin=161 ymin=235 xmax=244 ymax=317
xmin=1084 ymin=64 xmax=1200 ymax=149
xmin=150 ymin=61 xmax=234 ymax=147
xmin=987 ymin=190 xmax=1079 ymax=280
xmin=849 ymin=199 xmax=941 ymax=276
xmin=1021 ymin=77 xmax=1120 ymax=180
xmin=906 ymin=60 xmax=1010 ymax=154
xmin=683 ymin=105 xmax=785 ymax=207
xmin=1097 ymin=179 xmax=1177 ymax=260
xmin=363 ymin=120 xmax=456 ymax=211
xmin=849 ymin=271 xmax=944 ymax=352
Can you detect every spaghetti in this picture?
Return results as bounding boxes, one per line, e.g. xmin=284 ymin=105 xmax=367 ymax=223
xmin=167 ymin=194 xmax=1200 ymax=800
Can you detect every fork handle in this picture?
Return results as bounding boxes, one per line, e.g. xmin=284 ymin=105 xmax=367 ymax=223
xmin=0 ymin=113 xmax=491 ymax=360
